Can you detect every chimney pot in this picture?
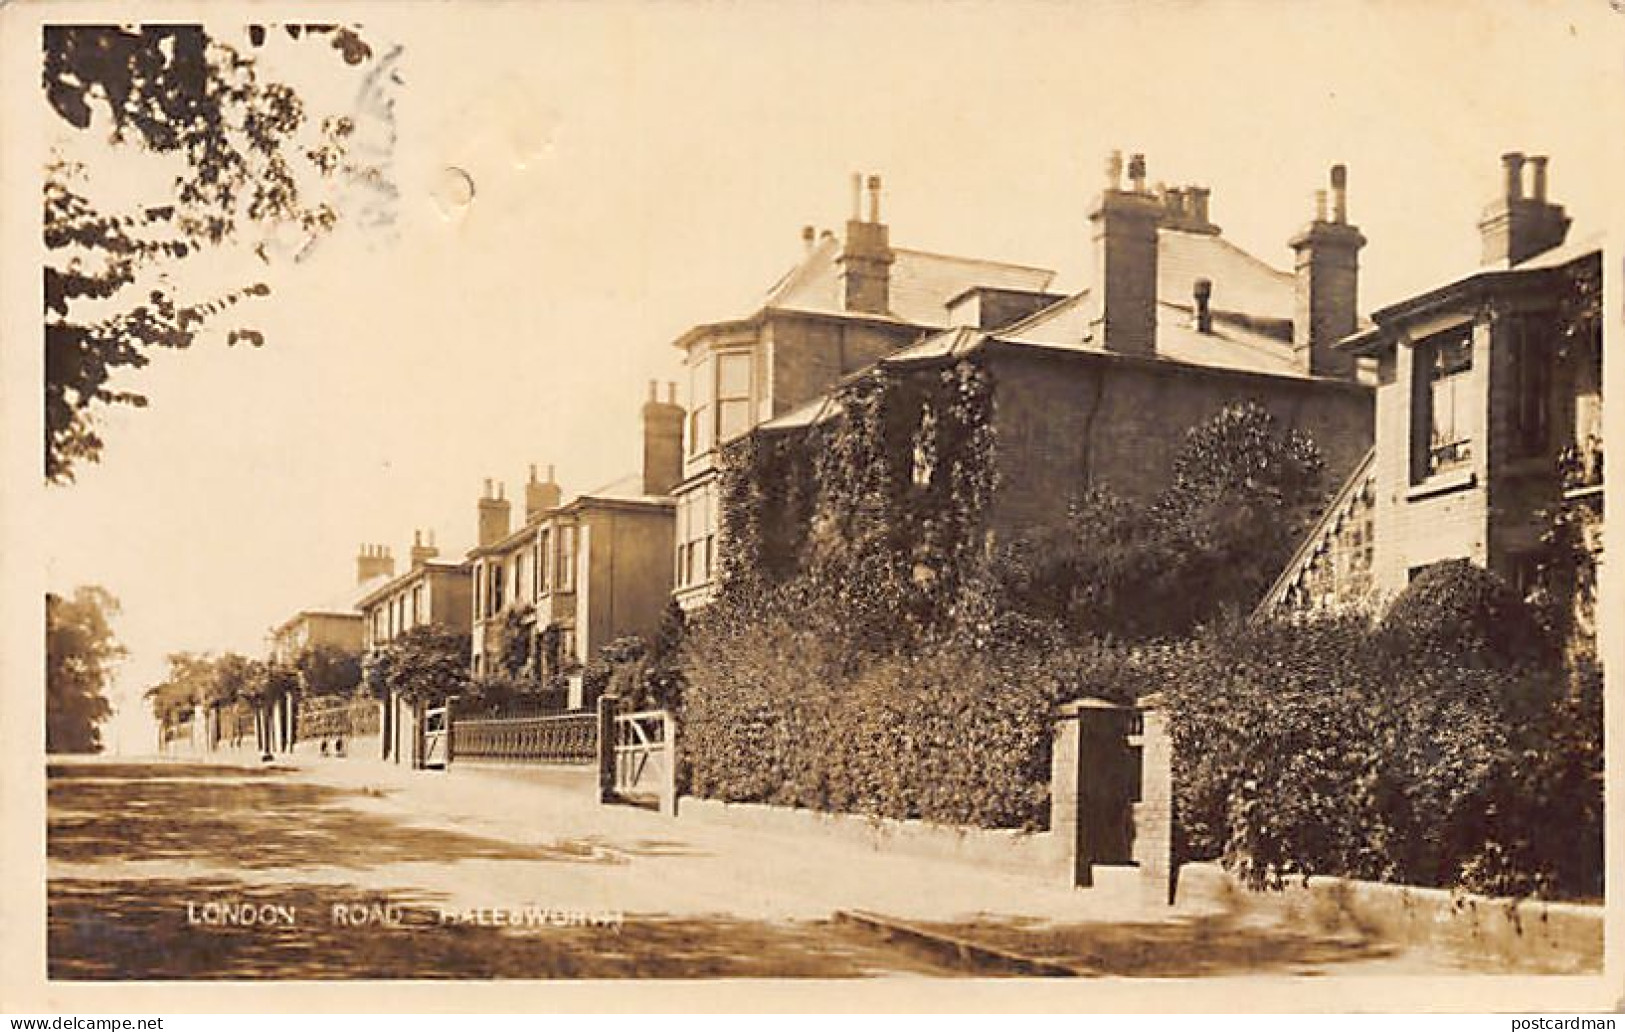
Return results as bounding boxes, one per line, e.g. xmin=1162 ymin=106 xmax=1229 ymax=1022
xmin=1105 ymin=150 xmax=1123 ymax=190
xmin=867 ymin=174 xmax=882 ymax=223
xmin=850 ymin=172 xmax=863 ymax=221
xmin=1530 ymin=155 xmax=1549 ymax=202
xmin=1330 ymin=164 xmax=1348 ymax=224
xmin=1502 ymin=152 xmax=1526 ymax=201
xmin=666 ymin=381 xmax=677 ymax=404
xmin=547 ymin=464 xmax=555 ymax=481
xmin=802 ymin=224 xmax=816 ymax=253
xmin=1314 ymin=189 xmax=1328 ymax=222
xmin=1190 ymin=186 xmax=1212 ymax=227
xmin=1127 ymin=153 xmax=1147 ymax=192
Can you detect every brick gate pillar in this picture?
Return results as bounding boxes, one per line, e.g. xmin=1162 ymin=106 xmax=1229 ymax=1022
xmin=1133 ymin=692 xmax=1176 ymax=906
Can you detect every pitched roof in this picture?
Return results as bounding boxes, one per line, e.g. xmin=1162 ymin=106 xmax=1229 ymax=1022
xmin=988 ymin=294 xmax=1302 ymax=377
xmin=1157 ymin=229 xmax=1294 ymax=319
xmin=758 ymin=233 xmax=1056 ymax=328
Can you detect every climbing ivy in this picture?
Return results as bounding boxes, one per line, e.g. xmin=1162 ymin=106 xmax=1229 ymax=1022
xmin=714 ymin=356 xmax=998 ymax=642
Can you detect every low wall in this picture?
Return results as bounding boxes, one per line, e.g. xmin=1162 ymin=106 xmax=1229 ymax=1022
xmin=1176 ymin=861 xmax=1602 ymax=973
xmin=288 ymin=732 xmax=385 ymax=762
xmin=679 ymin=796 xmax=1062 ymax=880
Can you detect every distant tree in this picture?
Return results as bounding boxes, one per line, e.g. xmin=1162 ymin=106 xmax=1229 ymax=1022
xmin=144 ymin=651 xmax=213 ymax=726
xmin=363 ymin=624 xmax=470 ymax=707
xmin=46 ymin=587 xmax=124 ymax=753
xmin=43 ymin=23 xmax=394 ymax=481
xmin=294 ymin=642 xmax=362 ymax=698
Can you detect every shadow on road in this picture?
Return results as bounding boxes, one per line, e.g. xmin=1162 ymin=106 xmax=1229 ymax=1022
xmin=48 ymin=876 xmax=951 ymax=979
xmin=49 ymin=762 xmax=612 ymax=870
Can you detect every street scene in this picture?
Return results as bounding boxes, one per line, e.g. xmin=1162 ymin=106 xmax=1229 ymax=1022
xmin=51 ymin=756 xmax=1488 ymax=979
xmin=29 ymin=3 xmax=1612 ymax=1003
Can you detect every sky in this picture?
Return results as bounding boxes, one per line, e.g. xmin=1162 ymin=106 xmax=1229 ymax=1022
xmin=24 ymin=0 xmax=1623 ymax=753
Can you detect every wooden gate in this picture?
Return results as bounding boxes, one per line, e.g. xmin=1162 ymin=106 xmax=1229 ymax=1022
xmin=597 ymin=695 xmax=676 ymax=815
xmin=419 ymin=701 xmax=451 ymax=770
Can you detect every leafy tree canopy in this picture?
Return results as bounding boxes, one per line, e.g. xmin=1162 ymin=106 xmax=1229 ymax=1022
xmin=46 ymin=587 xmax=125 ymax=753
xmin=43 ymin=23 xmax=394 ymax=481
xmin=294 ymin=642 xmax=363 ymax=698
xmin=997 ymin=401 xmax=1326 ymax=641
xmin=363 ymin=624 xmax=470 ymax=706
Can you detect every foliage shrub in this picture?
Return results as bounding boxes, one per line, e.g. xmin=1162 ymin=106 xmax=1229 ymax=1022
xmin=680 ymin=591 xmax=1075 ymax=829
xmin=363 ymin=623 xmax=470 ymax=706
xmin=683 ymin=392 xmax=1333 ymax=832
xmin=994 ymin=402 xmax=1325 ymax=641
xmin=1160 ymin=563 xmax=1600 ymax=899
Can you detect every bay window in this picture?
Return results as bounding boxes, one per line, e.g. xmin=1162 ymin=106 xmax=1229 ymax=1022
xmin=687 ymin=346 xmax=755 ymax=456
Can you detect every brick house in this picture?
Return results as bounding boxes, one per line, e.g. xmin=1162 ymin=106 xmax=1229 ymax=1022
xmin=1262 ymin=152 xmax=1604 ymax=618
xmin=354 ymin=535 xmax=472 ymax=759
xmin=259 ymin=549 xmax=383 ymax=752
xmin=669 ymin=174 xmax=1060 ymax=610
xmin=678 ymin=155 xmax=1378 ymax=605
xmin=468 ymin=387 xmax=682 ymax=706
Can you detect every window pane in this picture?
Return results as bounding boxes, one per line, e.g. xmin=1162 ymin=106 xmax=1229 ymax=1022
xmin=691 ymin=355 xmax=714 ymax=407
xmin=717 ymin=352 xmax=751 ymax=399
xmin=719 ymin=399 xmax=750 ymax=441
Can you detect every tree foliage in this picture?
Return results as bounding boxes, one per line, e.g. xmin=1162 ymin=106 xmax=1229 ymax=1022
xmin=362 ymin=624 xmax=470 ymax=706
xmin=996 ymin=401 xmax=1325 ymax=641
xmin=43 ymin=23 xmax=392 ymax=481
xmin=46 ymin=587 xmax=124 ymax=753
xmin=293 ymin=642 xmax=362 ymax=698
xmin=144 ymin=649 xmax=276 ymax=725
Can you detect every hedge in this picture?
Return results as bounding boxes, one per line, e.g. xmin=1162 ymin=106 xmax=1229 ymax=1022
xmin=1159 ymin=562 xmax=1600 ymax=899
xmin=679 ymin=596 xmax=1085 ymax=830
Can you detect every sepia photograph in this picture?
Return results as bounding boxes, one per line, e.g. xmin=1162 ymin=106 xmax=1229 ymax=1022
xmin=2 ymin=0 xmax=1621 ymax=1015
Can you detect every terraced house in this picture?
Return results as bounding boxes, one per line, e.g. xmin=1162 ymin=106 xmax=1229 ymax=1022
xmin=1263 ymin=152 xmax=1605 ymax=620
xmin=354 ymin=532 xmax=472 ymax=759
xmin=468 ymin=388 xmax=683 ymax=705
xmin=676 ymin=157 xmax=1379 ymax=603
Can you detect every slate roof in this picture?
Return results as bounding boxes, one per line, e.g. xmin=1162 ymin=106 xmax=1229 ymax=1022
xmin=1157 ymin=229 xmax=1295 ymax=319
xmin=755 ymin=234 xmax=1056 ymax=328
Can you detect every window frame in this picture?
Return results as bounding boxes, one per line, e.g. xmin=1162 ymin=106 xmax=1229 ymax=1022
xmin=1412 ymin=323 xmax=1477 ymax=482
xmin=686 ymin=345 xmax=756 ymax=458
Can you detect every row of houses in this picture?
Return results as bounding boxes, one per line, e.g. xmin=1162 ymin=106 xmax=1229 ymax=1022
xmin=266 ymin=150 xmax=1604 ymax=740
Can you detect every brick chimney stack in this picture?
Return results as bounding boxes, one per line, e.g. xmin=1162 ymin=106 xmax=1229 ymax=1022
xmin=839 ymin=172 xmax=894 ymax=315
xmin=410 ymin=529 xmax=439 ymax=568
xmin=1478 ymin=151 xmax=1569 ymax=266
xmin=356 ymin=543 xmax=395 ymax=585
xmin=477 ymin=478 xmax=511 ymax=548
xmin=1289 ymin=164 xmax=1366 ymax=378
xmin=1089 ymin=150 xmax=1163 ymax=358
xmin=525 ymin=463 xmax=561 ymax=521
xmin=642 ymin=379 xmax=684 ymax=497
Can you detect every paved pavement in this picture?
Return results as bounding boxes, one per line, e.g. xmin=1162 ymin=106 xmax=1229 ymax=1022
xmin=46 ymin=753 xmax=1452 ymax=979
